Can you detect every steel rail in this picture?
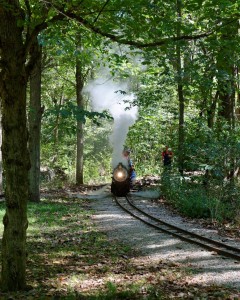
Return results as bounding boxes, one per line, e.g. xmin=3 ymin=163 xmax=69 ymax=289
xmin=127 ymin=196 xmax=240 ymax=253
xmin=114 ymin=195 xmax=240 ymax=261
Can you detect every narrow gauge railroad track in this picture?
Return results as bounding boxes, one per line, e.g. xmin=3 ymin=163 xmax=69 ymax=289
xmin=114 ymin=195 xmax=240 ymax=262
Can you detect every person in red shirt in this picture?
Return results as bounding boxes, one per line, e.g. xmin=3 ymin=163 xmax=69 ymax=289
xmin=162 ymin=146 xmax=173 ymax=166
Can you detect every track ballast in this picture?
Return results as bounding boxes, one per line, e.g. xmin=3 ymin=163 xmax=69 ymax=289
xmin=114 ymin=195 xmax=240 ymax=262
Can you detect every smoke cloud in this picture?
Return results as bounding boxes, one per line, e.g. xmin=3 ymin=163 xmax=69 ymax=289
xmin=85 ymin=78 xmax=138 ymax=168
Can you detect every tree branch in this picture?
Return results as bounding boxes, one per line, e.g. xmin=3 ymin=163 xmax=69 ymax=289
xmin=62 ymin=10 xmax=213 ymax=48
xmin=33 ymin=2 xmax=215 ymax=49
xmin=24 ymin=1 xmax=240 ymax=71
xmin=24 ymin=13 xmax=66 ymax=54
xmin=93 ymin=0 xmax=111 ymax=24
xmin=48 ymin=3 xmax=240 ymax=49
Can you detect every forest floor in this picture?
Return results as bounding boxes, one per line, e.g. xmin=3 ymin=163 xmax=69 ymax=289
xmin=0 ymin=183 xmax=239 ymax=299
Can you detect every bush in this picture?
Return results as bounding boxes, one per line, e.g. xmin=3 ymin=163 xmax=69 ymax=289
xmin=161 ymin=173 xmax=210 ymax=218
xmin=161 ymin=172 xmax=240 ymax=223
xmin=179 ymin=187 xmax=210 ymax=218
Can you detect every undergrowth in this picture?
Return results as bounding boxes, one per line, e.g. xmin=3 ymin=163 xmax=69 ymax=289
xmin=160 ymin=171 xmax=240 ymax=224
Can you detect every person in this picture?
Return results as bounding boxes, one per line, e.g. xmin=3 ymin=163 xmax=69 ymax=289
xmin=162 ymin=146 xmax=173 ymax=167
xmin=122 ymin=149 xmax=136 ymax=186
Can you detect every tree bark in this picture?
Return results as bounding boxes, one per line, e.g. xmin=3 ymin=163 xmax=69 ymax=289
xmin=75 ymin=54 xmax=85 ymax=185
xmin=0 ymin=3 xmax=30 ymax=290
xmin=28 ymin=38 xmax=43 ymax=202
xmin=0 ymin=110 xmax=2 ymax=193
xmin=216 ymin=22 xmax=238 ymax=182
xmin=207 ymin=91 xmax=218 ymax=128
xmin=216 ymin=24 xmax=238 ymax=127
xmin=53 ymin=88 xmax=64 ymax=156
xmin=176 ymin=0 xmax=184 ymax=175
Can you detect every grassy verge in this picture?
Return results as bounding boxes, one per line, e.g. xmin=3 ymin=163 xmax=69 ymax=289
xmin=0 ymin=193 xmax=239 ymax=299
xmin=160 ymin=171 xmax=240 ymax=225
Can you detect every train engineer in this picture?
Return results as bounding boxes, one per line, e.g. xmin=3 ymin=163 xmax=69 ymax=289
xmin=122 ymin=149 xmax=136 ymax=186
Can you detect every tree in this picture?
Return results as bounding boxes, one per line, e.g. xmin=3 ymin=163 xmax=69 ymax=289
xmin=74 ymin=30 xmax=94 ymax=185
xmin=28 ymin=38 xmax=44 ymax=202
xmin=75 ymin=38 xmax=85 ymax=185
xmin=0 ymin=3 xmax=30 ymax=290
xmin=176 ymin=0 xmax=185 ymax=174
xmin=0 ymin=110 xmax=2 ymax=194
xmin=0 ymin=1 xmax=66 ymax=290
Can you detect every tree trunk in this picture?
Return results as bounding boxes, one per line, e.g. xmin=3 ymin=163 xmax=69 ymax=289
xmin=216 ymin=22 xmax=238 ymax=182
xmin=75 ymin=55 xmax=85 ymax=185
xmin=177 ymin=77 xmax=184 ymax=175
xmin=217 ymin=25 xmax=237 ymax=127
xmin=207 ymin=91 xmax=219 ymax=128
xmin=28 ymin=39 xmax=43 ymax=202
xmin=176 ymin=0 xmax=184 ymax=175
xmin=0 ymin=4 xmax=30 ymax=291
xmin=53 ymin=88 xmax=64 ymax=157
xmin=0 ymin=110 xmax=2 ymax=193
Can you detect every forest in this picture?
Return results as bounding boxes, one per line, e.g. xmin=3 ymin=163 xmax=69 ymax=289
xmin=0 ymin=0 xmax=240 ymax=296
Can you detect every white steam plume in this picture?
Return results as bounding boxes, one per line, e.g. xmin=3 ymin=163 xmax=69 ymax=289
xmin=85 ymin=78 xmax=138 ymax=168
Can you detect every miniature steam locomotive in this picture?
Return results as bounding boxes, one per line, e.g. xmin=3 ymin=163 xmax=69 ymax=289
xmin=111 ymin=163 xmax=131 ymax=196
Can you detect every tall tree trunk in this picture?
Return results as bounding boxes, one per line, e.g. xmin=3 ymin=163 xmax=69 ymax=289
xmin=75 ymin=53 xmax=85 ymax=185
xmin=216 ymin=22 xmax=238 ymax=182
xmin=207 ymin=91 xmax=219 ymax=128
xmin=53 ymin=88 xmax=64 ymax=159
xmin=217 ymin=23 xmax=238 ymax=127
xmin=177 ymin=73 xmax=184 ymax=175
xmin=28 ymin=38 xmax=43 ymax=202
xmin=176 ymin=0 xmax=184 ymax=175
xmin=0 ymin=110 xmax=2 ymax=193
xmin=0 ymin=4 xmax=29 ymax=290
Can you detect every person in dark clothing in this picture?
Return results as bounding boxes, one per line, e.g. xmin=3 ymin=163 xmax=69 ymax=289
xmin=162 ymin=146 xmax=173 ymax=166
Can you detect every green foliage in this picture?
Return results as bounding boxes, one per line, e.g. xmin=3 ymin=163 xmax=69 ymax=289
xmin=161 ymin=173 xmax=210 ymax=218
xmin=157 ymin=115 xmax=240 ymax=224
xmin=126 ymin=96 xmax=178 ymax=178
xmin=39 ymin=23 xmax=115 ymax=183
xmin=41 ymin=116 xmax=113 ymax=183
xmin=183 ymin=118 xmax=240 ymax=177
xmin=161 ymin=172 xmax=240 ymax=223
xmin=83 ymin=156 xmax=112 ymax=184
xmin=44 ymin=101 xmax=112 ymax=128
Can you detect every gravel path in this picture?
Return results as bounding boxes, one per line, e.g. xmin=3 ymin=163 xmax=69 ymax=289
xmin=87 ymin=185 xmax=240 ymax=291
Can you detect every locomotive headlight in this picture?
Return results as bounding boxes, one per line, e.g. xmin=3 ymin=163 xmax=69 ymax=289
xmin=116 ymin=171 xmax=124 ymax=179
xmin=113 ymin=163 xmax=128 ymax=182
